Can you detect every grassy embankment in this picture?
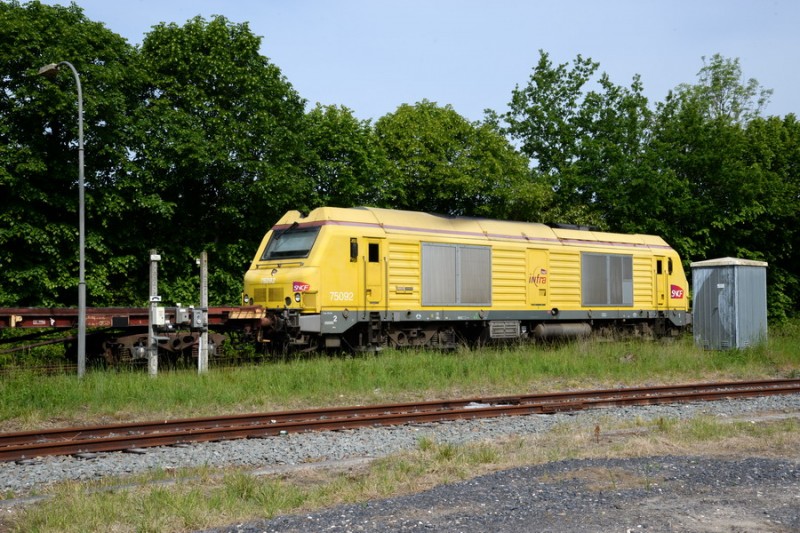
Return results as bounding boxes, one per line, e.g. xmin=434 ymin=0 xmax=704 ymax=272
xmin=1 ymin=323 xmax=798 ymax=532
xmin=1 ymin=323 xmax=798 ymax=429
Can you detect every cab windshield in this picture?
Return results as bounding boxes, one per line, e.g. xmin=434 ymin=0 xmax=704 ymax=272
xmin=260 ymin=225 xmax=320 ymax=260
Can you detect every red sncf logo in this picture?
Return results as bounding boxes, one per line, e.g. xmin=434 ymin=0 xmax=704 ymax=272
xmin=293 ymin=281 xmax=310 ymax=292
xmin=670 ymin=285 xmax=684 ymax=299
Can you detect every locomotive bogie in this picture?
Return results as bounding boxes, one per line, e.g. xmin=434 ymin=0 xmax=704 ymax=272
xmin=98 ymin=331 xmax=224 ymax=365
xmin=243 ymin=207 xmax=691 ymax=352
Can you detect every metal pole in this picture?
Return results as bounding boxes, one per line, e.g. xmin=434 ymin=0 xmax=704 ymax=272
xmin=37 ymin=61 xmax=86 ymax=378
xmin=148 ymin=250 xmax=160 ymax=377
xmin=198 ymin=251 xmax=209 ymax=374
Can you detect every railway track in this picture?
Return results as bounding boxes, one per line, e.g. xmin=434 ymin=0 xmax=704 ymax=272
xmin=2 ymin=378 xmax=799 ymax=462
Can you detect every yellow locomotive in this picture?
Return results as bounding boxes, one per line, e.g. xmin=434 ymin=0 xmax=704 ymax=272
xmin=243 ymin=207 xmax=691 ymax=351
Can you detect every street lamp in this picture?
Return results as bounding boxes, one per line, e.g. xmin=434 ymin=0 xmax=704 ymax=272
xmin=38 ymin=61 xmax=86 ymax=378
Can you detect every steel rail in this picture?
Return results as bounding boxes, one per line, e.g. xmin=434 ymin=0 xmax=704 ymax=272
xmin=2 ymin=378 xmax=799 ymax=462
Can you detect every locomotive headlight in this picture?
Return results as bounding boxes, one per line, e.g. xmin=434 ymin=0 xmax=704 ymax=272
xmin=294 ymin=292 xmax=302 ymax=303
xmin=285 ymin=296 xmax=292 ymax=307
xmin=243 ymin=294 xmax=251 ymax=305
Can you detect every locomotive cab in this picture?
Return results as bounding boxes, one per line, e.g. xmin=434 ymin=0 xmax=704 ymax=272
xmin=242 ymin=208 xmax=384 ymax=351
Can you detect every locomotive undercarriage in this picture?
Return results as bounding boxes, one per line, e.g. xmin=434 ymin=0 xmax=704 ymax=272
xmin=86 ymin=316 xmax=685 ymax=363
xmin=256 ymin=312 xmax=687 ymax=354
xmin=97 ymin=330 xmax=225 ymax=366
xmin=3 ymin=310 xmax=687 ymax=367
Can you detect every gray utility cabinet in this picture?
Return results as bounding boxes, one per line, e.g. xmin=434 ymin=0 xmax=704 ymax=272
xmin=690 ymin=257 xmax=768 ymax=350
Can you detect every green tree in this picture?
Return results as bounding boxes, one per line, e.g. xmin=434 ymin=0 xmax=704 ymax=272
xmin=678 ymin=54 xmax=772 ymax=125
xmin=300 ymin=104 xmax=387 ymax=208
xmin=501 ymin=51 xmax=655 ymax=228
xmin=132 ymin=15 xmax=308 ymax=304
xmin=0 ymin=0 xmax=138 ymax=306
xmin=572 ymin=72 xmax=655 ymax=231
xmin=503 ymin=51 xmax=598 ymax=176
xmin=650 ymin=56 xmax=774 ymax=259
xmin=374 ymin=100 xmax=534 ymax=218
xmin=649 ymin=55 xmax=800 ymax=318
xmin=738 ymin=115 xmax=800 ymax=319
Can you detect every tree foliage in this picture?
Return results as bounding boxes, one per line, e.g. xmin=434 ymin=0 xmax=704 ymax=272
xmin=676 ymin=54 xmax=773 ymax=125
xmin=502 ymin=51 xmax=655 ymax=228
xmin=131 ymin=15 xmax=308 ymax=304
xmin=0 ymin=0 xmax=136 ymax=305
xmin=300 ymin=104 xmax=386 ymax=208
xmin=374 ymin=100 xmax=536 ymax=218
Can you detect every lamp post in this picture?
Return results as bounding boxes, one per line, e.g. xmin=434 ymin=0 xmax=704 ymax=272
xmin=38 ymin=61 xmax=86 ymax=378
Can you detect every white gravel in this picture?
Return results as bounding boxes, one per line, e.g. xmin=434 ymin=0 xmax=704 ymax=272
xmin=2 ymin=393 xmax=800 ymax=499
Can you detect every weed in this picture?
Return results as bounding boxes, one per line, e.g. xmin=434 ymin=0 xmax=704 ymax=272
xmin=654 ymin=417 xmax=677 ymax=433
xmin=417 ymin=436 xmax=435 ymax=452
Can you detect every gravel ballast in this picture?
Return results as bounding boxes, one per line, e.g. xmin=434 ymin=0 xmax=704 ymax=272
xmin=2 ymin=394 xmax=799 ymax=531
xmin=226 ymin=455 xmax=800 ymax=533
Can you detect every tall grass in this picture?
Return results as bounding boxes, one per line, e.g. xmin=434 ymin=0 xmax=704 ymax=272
xmin=1 ymin=322 xmax=798 ymax=428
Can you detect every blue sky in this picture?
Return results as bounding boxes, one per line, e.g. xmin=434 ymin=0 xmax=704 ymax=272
xmin=41 ymin=0 xmax=798 ymax=122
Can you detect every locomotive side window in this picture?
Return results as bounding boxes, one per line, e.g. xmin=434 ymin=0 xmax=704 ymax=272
xmin=261 ymin=226 xmax=321 ymax=260
xmin=368 ymin=242 xmax=380 ymax=263
xmin=581 ymin=252 xmax=633 ymax=306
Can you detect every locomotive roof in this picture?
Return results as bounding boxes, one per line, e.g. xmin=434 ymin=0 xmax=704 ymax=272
xmin=274 ymin=207 xmax=672 ymax=249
